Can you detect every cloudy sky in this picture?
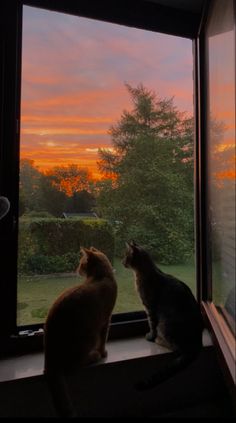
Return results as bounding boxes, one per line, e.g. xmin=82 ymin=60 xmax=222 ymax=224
xmin=20 ymin=5 xmax=194 ymax=178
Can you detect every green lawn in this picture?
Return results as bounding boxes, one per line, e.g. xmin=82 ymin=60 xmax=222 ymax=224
xmin=17 ymin=258 xmax=195 ymax=326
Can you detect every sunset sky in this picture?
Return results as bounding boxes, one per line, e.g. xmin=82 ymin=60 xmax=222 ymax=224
xmin=208 ymin=27 xmax=236 ymax=182
xmin=20 ymin=5 xmax=195 ymax=179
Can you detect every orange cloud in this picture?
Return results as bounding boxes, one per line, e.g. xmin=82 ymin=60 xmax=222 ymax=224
xmin=21 ymin=115 xmax=114 ymax=124
xmin=20 ymin=136 xmax=111 ymax=179
xmin=21 ymin=127 xmax=108 ymax=136
xmin=21 ymin=86 xmax=129 ymax=112
xmin=20 ymin=86 xmax=131 ymax=177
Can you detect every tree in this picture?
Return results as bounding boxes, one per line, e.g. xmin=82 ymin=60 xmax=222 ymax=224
xmin=20 ymin=159 xmax=68 ymax=216
xmin=66 ymin=190 xmax=96 ymax=213
xmin=96 ymin=84 xmax=194 ymax=264
xmin=20 ymin=159 xmax=44 ymax=212
xmin=39 ymin=174 xmax=68 ymax=216
xmin=46 ymin=164 xmax=92 ymax=197
xmin=46 ymin=164 xmax=95 ymax=214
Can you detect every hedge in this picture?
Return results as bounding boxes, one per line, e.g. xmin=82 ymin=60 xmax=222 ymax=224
xmin=18 ymin=218 xmax=115 ymax=274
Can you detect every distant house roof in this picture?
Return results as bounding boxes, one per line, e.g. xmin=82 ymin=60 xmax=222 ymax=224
xmin=62 ymin=212 xmax=98 ymax=219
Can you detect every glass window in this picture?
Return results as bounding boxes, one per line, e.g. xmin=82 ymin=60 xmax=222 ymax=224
xmin=18 ymin=5 xmax=194 ymax=326
xmin=206 ymin=0 xmax=235 ymax=333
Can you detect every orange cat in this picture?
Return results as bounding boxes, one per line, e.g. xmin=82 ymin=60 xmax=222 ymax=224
xmin=44 ymin=247 xmax=117 ymax=417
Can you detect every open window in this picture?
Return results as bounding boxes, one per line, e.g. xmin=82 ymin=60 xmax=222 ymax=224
xmin=196 ymin=0 xmax=235 ymax=390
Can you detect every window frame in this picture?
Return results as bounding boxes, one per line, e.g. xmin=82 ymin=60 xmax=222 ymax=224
xmin=0 ymin=0 xmax=201 ymax=354
xmin=1 ymin=2 xmax=235 ymax=399
xmin=195 ymin=0 xmax=236 ymax=396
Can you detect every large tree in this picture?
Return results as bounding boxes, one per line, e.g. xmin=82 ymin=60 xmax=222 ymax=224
xmin=46 ymin=164 xmax=92 ymax=197
xmin=46 ymin=164 xmax=95 ymax=214
xmin=20 ymin=159 xmax=68 ymax=216
xmin=96 ymin=84 xmax=194 ymax=264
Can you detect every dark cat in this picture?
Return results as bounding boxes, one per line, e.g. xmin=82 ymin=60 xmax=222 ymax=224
xmin=123 ymin=240 xmax=203 ymax=390
xmin=44 ymin=246 xmax=117 ymax=416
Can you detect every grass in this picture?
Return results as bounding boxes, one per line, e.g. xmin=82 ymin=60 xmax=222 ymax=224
xmin=17 ymin=258 xmax=196 ymax=326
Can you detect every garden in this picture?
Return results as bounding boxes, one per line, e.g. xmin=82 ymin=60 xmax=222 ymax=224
xmin=17 ymin=217 xmax=196 ymax=326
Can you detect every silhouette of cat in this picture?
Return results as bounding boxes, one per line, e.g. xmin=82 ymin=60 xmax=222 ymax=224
xmin=44 ymin=246 xmax=117 ymax=416
xmin=123 ymin=240 xmax=203 ymax=390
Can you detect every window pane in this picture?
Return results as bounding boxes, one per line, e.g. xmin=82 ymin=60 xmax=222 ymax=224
xmin=18 ymin=6 xmax=194 ymax=326
xmin=206 ymin=0 xmax=235 ymax=333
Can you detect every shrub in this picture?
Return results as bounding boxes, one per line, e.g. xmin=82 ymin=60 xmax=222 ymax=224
xmin=115 ymin=225 xmax=194 ymax=265
xmin=18 ymin=218 xmax=115 ymax=274
xmin=22 ymin=210 xmax=53 ymax=218
xmin=26 ymin=252 xmax=79 ymax=274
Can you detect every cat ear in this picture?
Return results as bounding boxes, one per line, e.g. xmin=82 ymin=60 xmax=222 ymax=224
xmin=90 ymin=246 xmax=99 ymax=252
xmin=127 ymin=240 xmax=137 ymax=248
xmin=80 ymin=247 xmax=91 ymax=257
xmin=126 ymin=241 xmax=135 ymax=251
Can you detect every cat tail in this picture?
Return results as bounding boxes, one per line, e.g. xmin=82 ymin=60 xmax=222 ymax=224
xmin=135 ymin=350 xmax=200 ymax=391
xmin=44 ymin=368 xmax=77 ymax=417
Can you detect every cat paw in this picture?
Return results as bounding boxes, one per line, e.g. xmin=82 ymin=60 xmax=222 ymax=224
xmin=100 ymin=349 xmax=108 ymax=358
xmin=86 ymin=350 xmax=102 ymax=364
xmin=155 ymin=336 xmax=171 ymax=349
xmin=145 ymin=332 xmax=156 ymax=342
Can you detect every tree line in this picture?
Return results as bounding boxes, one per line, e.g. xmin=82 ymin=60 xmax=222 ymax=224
xmin=19 ymin=161 xmax=95 ymax=217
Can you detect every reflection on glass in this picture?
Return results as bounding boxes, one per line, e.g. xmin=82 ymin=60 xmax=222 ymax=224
xmin=206 ymin=0 xmax=235 ymax=333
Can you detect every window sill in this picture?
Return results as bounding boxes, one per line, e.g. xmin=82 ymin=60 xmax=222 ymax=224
xmin=0 ymin=329 xmax=212 ymax=383
xmin=201 ymin=301 xmax=236 ymax=400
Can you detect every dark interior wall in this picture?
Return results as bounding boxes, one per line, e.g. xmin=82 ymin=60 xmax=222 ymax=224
xmin=0 ymin=347 xmax=234 ymax=418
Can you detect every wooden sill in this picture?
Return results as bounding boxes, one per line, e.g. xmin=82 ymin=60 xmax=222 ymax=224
xmin=201 ymin=301 xmax=236 ymax=401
